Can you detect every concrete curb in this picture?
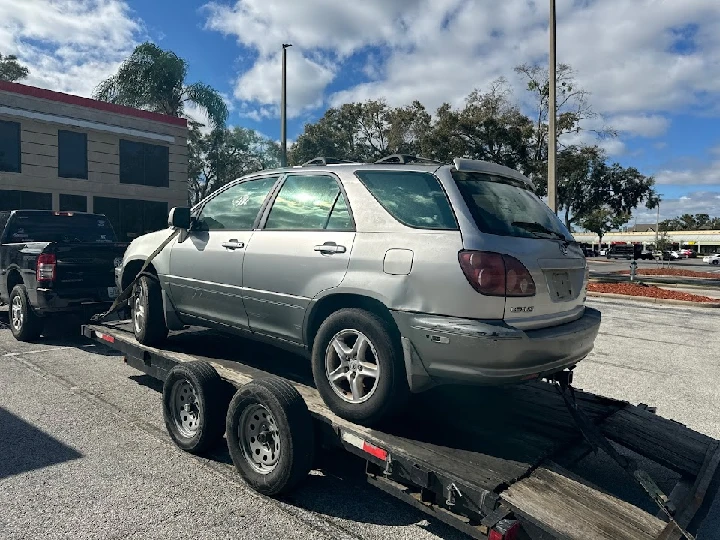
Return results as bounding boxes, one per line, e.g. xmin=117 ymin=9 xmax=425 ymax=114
xmin=587 ymin=291 xmax=720 ymax=308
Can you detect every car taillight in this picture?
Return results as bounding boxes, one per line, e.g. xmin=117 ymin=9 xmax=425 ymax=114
xmin=36 ymin=253 xmax=57 ymax=283
xmin=458 ymin=250 xmax=535 ymax=297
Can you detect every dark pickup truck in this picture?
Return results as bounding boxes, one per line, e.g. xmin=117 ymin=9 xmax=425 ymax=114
xmin=0 ymin=210 xmax=128 ymax=341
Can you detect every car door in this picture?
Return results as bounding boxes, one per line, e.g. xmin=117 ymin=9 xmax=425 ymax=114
xmin=167 ymin=175 xmax=280 ymax=330
xmin=241 ymin=173 xmax=356 ymax=343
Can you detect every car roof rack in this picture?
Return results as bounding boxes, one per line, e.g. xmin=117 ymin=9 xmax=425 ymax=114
xmin=301 ymin=157 xmax=356 ymax=166
xmin=374 ymin=154 xmax=444 ymax=165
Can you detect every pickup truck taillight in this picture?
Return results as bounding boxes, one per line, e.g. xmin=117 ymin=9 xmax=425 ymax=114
xmin=458 ymin=250 xmax=536 ymax=297
xmin=36 ymin=253 xmax=57 ymax=283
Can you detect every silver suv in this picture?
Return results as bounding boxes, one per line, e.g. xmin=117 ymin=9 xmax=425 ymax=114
xmin=118 ymin=156 xmax=601 ymax=425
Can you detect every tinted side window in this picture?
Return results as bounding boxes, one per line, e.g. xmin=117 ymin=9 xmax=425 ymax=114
xmin=0 ymin=120 xmax=20 ymax=173
xmin=58 ymin=130 xmax=88 ymax=179
xmin=198 ymin=177 xmax=278 ymax=231
xmin=355 ymin=171 xmax=457 ymax=230
xmin=265 ymin=175 xmax=353 ymax=230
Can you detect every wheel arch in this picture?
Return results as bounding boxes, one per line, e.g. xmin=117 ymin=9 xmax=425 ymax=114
xmin=121 ymin=259 xmax=158 ymax=290
xmin=5 ymin=267 xmax=24 ymax=298
xmin=303 ymin=292 xmax=401 ymax=351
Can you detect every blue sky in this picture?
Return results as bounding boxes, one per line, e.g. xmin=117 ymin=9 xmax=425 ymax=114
xmin=1 ymin=0 xmax=720 ymax=223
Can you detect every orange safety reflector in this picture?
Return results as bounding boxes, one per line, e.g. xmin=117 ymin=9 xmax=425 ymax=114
xmin=341 ymin=431 xmax=388 ymax=461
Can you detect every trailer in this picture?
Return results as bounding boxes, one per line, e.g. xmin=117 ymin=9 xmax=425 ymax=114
xmin=82 ymin=321 xmax=719 ymax=540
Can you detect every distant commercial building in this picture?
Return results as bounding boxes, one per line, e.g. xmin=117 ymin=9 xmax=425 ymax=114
xmin=574 ymin=230 xmax=720 ymax=254
xmin=0 ymin=81 xmax=188 ymax=241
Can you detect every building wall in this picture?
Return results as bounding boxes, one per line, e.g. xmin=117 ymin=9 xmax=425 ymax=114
xmin=0 ymin=85 xmax=188 ymax=241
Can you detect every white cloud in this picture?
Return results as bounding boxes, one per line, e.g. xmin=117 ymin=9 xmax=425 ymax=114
xmin=205 ymin=0 xmax=720 ymax=139
xmin=631 ymin=191 xmax=720 ymax=223
xmin=232 ymin=52 xmax=335 ymax=117
xmin=609 ymin=115 xmax=670 ymax=138
xmin=655 ymin=162 xmax=720 ymax=185
xmin=0 ymin=0 xmax=143 ymax=97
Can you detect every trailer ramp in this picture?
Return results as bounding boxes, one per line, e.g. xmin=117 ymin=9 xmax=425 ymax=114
xmin=83 ymin=322 xmax=720 ymax=540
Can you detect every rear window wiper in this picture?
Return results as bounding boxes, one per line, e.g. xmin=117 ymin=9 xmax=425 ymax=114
xmin=511 ymin=221 xmax=575 ymax=243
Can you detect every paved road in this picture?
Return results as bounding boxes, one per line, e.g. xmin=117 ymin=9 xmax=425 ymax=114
xmin=1 ymin=300 xmax=719 ymax=539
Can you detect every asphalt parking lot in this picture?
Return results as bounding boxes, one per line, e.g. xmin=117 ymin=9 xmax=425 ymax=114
xmin=1 ymin=298 xmax=720 ymax=539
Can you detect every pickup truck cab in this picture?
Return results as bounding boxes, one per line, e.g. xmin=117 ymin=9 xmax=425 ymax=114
xmin=0 ymin=210 xmax=128 ymax=341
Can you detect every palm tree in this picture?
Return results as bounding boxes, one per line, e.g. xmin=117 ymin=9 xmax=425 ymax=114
xmin=93 ymin=42 xmax=228 ymax=127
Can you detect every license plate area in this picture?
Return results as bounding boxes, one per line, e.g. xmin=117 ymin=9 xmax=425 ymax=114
xmin=551 ymin=271 xmax=572 ymax=300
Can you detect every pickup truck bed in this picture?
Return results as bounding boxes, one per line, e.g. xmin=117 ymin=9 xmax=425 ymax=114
xmin=83 ymin=321 xmax=720 ymax=540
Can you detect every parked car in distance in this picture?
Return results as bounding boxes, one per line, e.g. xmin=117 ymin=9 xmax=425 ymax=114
xmin=118 ymin=156 xmax=601 ymax=426
xmin=0 ymin=210 xmax=128 ymax=341
xmin=679 ymin=249 xmax=697 ymax=258
xmin=638 ymin=249 xmax=654 ymax=260
xmin=703 ymin=254 xmax=720 ymax=265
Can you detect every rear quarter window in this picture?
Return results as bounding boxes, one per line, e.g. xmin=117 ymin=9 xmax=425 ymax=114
xmin=354 ymin=170 xmax=457 ymax=230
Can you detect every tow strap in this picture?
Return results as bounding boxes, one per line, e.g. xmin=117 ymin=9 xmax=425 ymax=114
xmin=556 ymin=382 xmax=695 ymax=540
xmin=91 ymin=228 xmax=181 ymax=323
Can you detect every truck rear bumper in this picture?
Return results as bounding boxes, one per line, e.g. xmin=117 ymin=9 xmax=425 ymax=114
xmin=31 ymin=287 xmax=116 ymax=317
xmin=392 ymin=307 xmax=601 ymax=389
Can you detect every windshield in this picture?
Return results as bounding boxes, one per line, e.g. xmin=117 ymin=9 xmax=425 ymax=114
xmin=452 ymin=171 xmax=573 ymax=241
xmin=3 ymin=213 xmax=118 ymax=243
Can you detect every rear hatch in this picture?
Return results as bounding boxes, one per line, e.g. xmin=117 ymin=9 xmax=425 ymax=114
xmin=449 ymin=170 xmax=587 ymax=330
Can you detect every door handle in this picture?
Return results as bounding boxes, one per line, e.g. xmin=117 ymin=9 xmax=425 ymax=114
xmin=222 ymin=239 xmax=245 ymax=250
xmin=314 ymin=242 xmax=346 ymax=254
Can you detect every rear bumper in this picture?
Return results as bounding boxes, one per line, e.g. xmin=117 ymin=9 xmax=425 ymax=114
xmin=29 ymin=287 xmax=116 ymax=317
xmin=392 ymin=307 xmax=601 ymax=390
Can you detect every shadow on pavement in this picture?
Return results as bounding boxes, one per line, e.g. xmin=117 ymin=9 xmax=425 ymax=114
xmin=0 ymin=407 xmax=83 ymax=480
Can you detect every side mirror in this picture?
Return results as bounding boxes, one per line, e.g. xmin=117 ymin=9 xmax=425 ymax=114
xmin=168 ymin=207 xmax=191 ymax=229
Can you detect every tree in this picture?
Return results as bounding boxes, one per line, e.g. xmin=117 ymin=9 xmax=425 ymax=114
xmin=0 ymin=53 xmax=29 ymax=82
xmin=188 ymin=125 xmax=279 ymax=204
xmin=514 ymin=63 xmax=617 ymax=190
xmin=428 ymin=79 xmax=534 ymax=173
xmin=94 ymin=42 xmax=228 ymax=127
xmin=579 ymin=207 xmax=630 ymax=247
xmin=555 ymin=145 xmax=657 ymax=230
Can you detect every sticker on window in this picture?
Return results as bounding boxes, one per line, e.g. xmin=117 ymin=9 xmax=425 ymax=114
xmin=232 ymin=195 xmax=251 ymax=207
xmin=98 ymin=220 xmax=106 ymax=227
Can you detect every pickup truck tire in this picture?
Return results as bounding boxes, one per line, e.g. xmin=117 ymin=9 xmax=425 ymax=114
xmin=162 ymin=361 xmax=228 ymax=454
xmin=226 ymin=377 xmax=314 ymax=496
xmin=132 ymin=274 xmax=168 ymax=346
xmin=311 ymin=308 xmax=409 ymax=426
xmin=9 ymin=285 xmax=42 ymax=342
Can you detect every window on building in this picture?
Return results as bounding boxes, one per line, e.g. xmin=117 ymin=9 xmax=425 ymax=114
xmin=0 ymin=190 xmax=52 ymax=211
xmin=119 ymin=140 xmax=169 ymax=187
xmin=0 ymin=120 xmax=21 ymax=173
xmin=58 ymin=130 xmax=88 ymax=179
xmin=264 ymin=175 xmax=353 ymax=230
xmin=93 ymin=197 xmax=168 ymax=241
xmin=59 ymin=194 xmax=87 ymax=212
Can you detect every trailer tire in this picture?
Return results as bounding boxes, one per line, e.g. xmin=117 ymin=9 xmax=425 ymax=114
xmin=226 ymin=377 xmax=314 ymax=496
xmin=162 ymin=361 xmax=228 ymax=454
xmin=132 ymin=274 xmax=168 ymax=346
xmin=9 ymin=285 xmax=43 ymax=342
xmin=311 ymin=308 xmax=409 ymax=426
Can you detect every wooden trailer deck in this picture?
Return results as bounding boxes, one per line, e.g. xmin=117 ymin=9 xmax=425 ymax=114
xmin=84 ymin=322 xmax=720 ymax=540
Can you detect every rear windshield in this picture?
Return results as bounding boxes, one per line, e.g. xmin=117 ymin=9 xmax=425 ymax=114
xmin=452 ymin=171 xmax=572 ymax=241
xmin=3 ymin=213 xmax=118 ymax=243
xmin=355 ymin=170 xmax=458 ymax=229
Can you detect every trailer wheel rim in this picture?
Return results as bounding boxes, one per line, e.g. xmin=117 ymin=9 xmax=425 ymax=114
xmin=170 ymin=379 xmax=201 ymax=438
xmin=239 ymin=404 xmax=280 ymax=474
xmin=10 ymin=295 xmax=23 ymax=331
xmin=133 ymin=284 xmax=146 ymax=335
xmin=325 ymin=329 xmax=380 ymax=404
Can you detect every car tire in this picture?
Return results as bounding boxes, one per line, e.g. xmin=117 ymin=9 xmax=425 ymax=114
xmin=713 ymin=260 xmax=719 ymax=266
xmin=9 ymin=284 xmax=43 ymax=342
xmin=162 ymin=361 xmax=230 ymax=454
xmin=226 ymin=377 xmax=315 ymax=496
xmin=132 ymin=274 xmax=168 ymax=346
xmin=311 ymin=308 xmax=410 ymax=426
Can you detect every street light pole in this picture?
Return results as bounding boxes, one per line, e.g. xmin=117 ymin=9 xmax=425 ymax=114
xmin=655 ymin=202 xmax=660 ymax=247
xmin=548 ymin=0 xmax=557 ymax=213
xmin=281 ymin=43 xmax=292 ymax=167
